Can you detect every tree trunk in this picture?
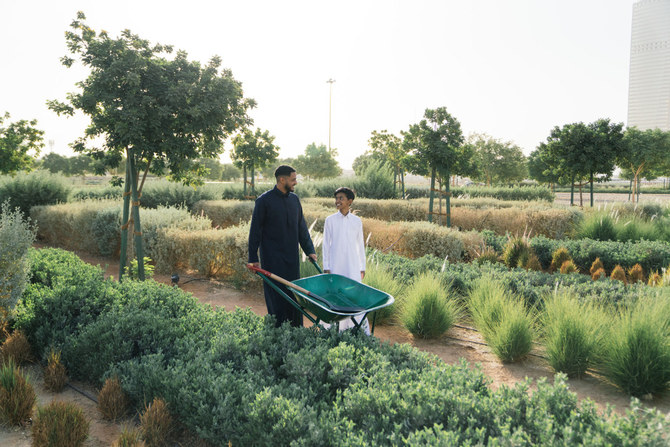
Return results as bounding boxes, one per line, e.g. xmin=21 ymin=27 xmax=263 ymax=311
xmin=243 ymin=165 xmax=247 ymax=196
xmin=428 ymin=166 xmax=436 ymax=223
xmin=119 ymin=160 xmax=131 ymax=281
xmin=628 ymin=178 xmax=633 ymax=202
xmin=250 ymin=164 xmax=255 ymax=196
xmin=401 ymin=171 xmax=406 ymax=200
xmin=578 ymin=183 xmax=583 ymax=207
xmin=128 ymin=155 xmax=145 ymax=281
xmin=570 ymin=174 xmax=575 ymax=206
xmin=589 ymin=171 xmax=594 ymax=207
xmin=437 ymin=177 xmax=443 ymax=226
xmin=445 ymin=170 xmax=451 ymax=228
xmin=393 ymin=169 xmax=398 ymax=196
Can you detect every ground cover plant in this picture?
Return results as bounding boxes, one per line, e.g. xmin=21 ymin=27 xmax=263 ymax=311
xmin=10 ymin=248 xmax=670 ymax=445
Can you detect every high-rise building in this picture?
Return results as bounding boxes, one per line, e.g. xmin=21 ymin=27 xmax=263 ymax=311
xmin=627 ymin=0 xmax=670 ymax=131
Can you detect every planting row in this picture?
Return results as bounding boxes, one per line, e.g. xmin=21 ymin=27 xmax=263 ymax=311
xmin=4 ymin=248 xmax=667 ymax=445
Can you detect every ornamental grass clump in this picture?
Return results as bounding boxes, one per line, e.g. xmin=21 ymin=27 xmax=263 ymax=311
xmin=400 ymin=272 xmax=460 ymax=339
xmin=610 ymin=265 xmax=627 ymax=284
xmin=591 ymin=267 xmax=606 ymax=281
xmin=31 ymin=401 xmax=89 ymax=447
xmin=140 ymin=397 xmax=173 ymax=447
xmin=43 ymin=348 xmax=67 ymax=392
xmin=599 ymin=297 xmax=670 ymax=397
xmin=0 ymin=329 xmax=32 ymax=365
xmin=0 ymin=359 xmax=35 ymax=425
xmin=549 ymin=247 xmax=572 ymax=272
xmin=98 ymin=376 xmax=129 ymax=421
xmin=578 ymin=213 xmax=616 ymax=241
xmin=589 ymin=257 xmax=604 ymax=276
xmin=501 ymin=236 xmax=531 ymax=269
xmin=113 ymin=426 xmax=145 ymax=447
xmin=627 ymin=263 xmax=645 ymax=284
xmin=363 ymin=262 xmax=404 ymax=325
xmin=541 ymin=292 xmax=607 ymax=378
xmin=648 ymin=271 xmax=662 ymax=286
xmin=468 ymin=276 xmax=534 ymax=363
xmin=559 ymin=260 xmax=578 ymax=274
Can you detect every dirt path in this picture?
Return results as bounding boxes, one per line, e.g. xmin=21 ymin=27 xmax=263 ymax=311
xmin=4 ymin=245 xmax=668 ymax=445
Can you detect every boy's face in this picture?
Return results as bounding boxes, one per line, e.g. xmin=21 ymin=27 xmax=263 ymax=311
xmin=335 ymin=192 xmax=353 ymax=214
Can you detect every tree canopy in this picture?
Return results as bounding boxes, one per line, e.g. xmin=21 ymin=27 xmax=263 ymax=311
xmin=618 ymin=127 xmax=669 ymax=202
xmin=468 ymin=133 xmax=527 ymax=185
xmin=295 ymin=143 xmax=342 ymax=179
xmin=368 ymin=130 xmax=408 ymax=197
xmin=0 ymin=112 xmax=44 ymax=175
xmin=231 ymin=128 xmax=279 ymax=194
xmin=47 ymin=12 xmax=254 ymax=280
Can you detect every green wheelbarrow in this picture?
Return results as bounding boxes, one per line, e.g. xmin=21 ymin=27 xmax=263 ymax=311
xmin=247 ymin=260 xmax=394 ymax=334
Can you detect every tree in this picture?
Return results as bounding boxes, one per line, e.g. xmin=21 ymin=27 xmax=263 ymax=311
xmin=352 ymin=152 xmax=380 ymax=177
xmin=0 ymin=112 xmax=44 ymax=174
xmin=368 ymin=130 xmax=409 ymax=198
xmin=196 ymin=157 xmax=224 ymax=181
xmin=48 ymin=12 xmax=253 ymax=280
xmin=402 ymin=107 xmax=472 ymax=226
xmin=527 ymin=145 xmax=562 ymax=191
xmin=468 ymin=133 xmax=527 ymax=185
xmin=618 ymin=127 xmax=669 ymax=203
xmin=260 ymin=158 xmax=296 ymax=181
xmin=231 ymin=128 xmax=279 ymax=196
xmin=295 ymin=143 xmax=342 ymax=179
xmin=543 ymin=119 xmax=624 ymax=207
xmin=221 ymin=163 xmax=242 ymax=181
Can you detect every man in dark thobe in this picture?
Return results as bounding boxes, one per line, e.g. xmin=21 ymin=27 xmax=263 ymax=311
xmin=247 ymin=165 xmax=317 ymax=327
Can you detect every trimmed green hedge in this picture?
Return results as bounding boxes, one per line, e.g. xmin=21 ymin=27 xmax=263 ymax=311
xmin=405 ymin=185 xmax=555 ymax=202
xmin=13 ymin=248 xmax=669 ymax=446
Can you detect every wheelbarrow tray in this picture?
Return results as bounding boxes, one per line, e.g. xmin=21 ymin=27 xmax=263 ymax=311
xmin=291 ymin=273 xmax=394 ymax=324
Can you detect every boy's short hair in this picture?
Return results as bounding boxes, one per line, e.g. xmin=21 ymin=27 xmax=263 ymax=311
xmin=274 ymin=165 xmax=296 ymax=179
xmin=334 ymin=187 xmax=355 ymax=201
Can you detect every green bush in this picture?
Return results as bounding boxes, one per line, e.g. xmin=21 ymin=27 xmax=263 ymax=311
xmin=468 ymin=277 xmax=534 ymax=362
xmin=140 ymin=180 xmax=219 ymax=211
xmin=354 ymin=160 xmax=396 ymax=199
xmin=71 ymin=185 xmax=124 ymax=201
xmin=577 ymin=214 xmax=617 ymax=241
xmin=192 ymin=199 xmax=255 ymax=228
xmin=400 ymin=272 xmax=460 ymax=339
xmin=90 ymin=205 xmax=121 ymax=257
xmin=541 ymin=292 xmax=607 ymax=378
xmin=0 ymin=170 xmax=70 ymax=216
xmin=501 ymin=237 xmax=532 ymax=269
xmin=406 ymin=185 xmax=555 ymax=201
xmin=0 ymin=202 xmax=35 ymax=312
xmin=31 ymin=401 xmax=89 ymax=447
xmin=600 ymin=297 xmax=670 ymax=397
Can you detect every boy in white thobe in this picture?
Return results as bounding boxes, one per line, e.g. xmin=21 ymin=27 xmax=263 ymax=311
xmin=322 ymin=187 xmax=370 ymax=334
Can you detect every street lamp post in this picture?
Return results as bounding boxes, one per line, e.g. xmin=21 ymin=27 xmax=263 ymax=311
xmin=327 ymin=78 xmax=335 ymax=151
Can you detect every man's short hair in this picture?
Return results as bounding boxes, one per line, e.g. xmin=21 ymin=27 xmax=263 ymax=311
xmin=334 ymin=187 xmax=355 ymax=201
xmin=274 ymin=165 xmax=296 ymax=179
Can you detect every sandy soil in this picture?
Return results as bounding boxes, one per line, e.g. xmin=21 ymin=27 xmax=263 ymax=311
xmin=4 ymin=236 xmax=670 ymax=445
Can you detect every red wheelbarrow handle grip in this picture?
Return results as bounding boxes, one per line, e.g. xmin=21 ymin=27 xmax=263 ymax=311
xmin=247 ymin=264 xmax=271 ymax=276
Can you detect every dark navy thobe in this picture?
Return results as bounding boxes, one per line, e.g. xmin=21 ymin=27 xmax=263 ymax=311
xmin=248 ymin=186 xmax=315 ymax=327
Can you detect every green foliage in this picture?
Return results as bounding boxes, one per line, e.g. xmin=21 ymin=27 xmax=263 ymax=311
xmin=400 ymin=272 xmax=460 ymax=338
xmin=363 ymin=262 xmax=404 ymax=325
xmin=468 ymin=133 xmax=528 ymax=185
xmin=578 ymin=213 xmax=617 ymax=241
xmin=295 ymin=142 xmax=342 ymax=180
xmin=0 ymin=202 xmax=35 ymax=313
xmin=31 ymin=401 xmax=89 ymax=447
xmin=231 ymin=128 xmax=279 ymax=193
xmin=355 ymin=160 xmax=395 ymax=199
xmin=0 ymin=170 xmax=70 ymax=216
xmin=501 ymin=237 xmax=532 ymax=269
xmin=0 ymin=112 xmax=44 ymax=174
xmin=124 ymin=257 xmax=155 ymax=280
xmin=405 ymin=184 xmax=555 ymax=201
xmin=0 ymin=359 xmax=36 ymax=426
xmin=11 ymin=249 xmax=670 ymax=445
xmin=541 ymin=292 xmax=607 ymax=378
xmin=140 ymin=180 xmax=219 ymax=211
xmin=91 ymin=206 xmax=121 ymax=257
xmin=600 ymin=297 xmax=670 ymax=397
xmin=71 ymin=185 xmax=124 ymax=200
xmin=468 ymin=277 xmax=534 ymax=362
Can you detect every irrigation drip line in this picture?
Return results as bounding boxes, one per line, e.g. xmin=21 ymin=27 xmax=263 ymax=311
xmin=67 ymin=382 xmax=98 ymax=404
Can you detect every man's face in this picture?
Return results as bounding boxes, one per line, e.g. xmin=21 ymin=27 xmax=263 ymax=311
xmin=335 ymin=192 xmax=353 ymax=213
xmin=279 ymin=172 xmax=298 ymax=192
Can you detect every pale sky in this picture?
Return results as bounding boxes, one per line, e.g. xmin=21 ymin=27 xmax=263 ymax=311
xmin=1 ymin=0 xmax=635 ymax=169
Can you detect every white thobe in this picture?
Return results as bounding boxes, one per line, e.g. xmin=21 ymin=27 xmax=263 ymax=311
xmin=322 ymin=211 xmax=370 ymax=334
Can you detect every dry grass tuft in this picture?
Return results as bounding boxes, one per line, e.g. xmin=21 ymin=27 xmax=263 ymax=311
xmin=98 ymin=376 xmax=130 ymax=421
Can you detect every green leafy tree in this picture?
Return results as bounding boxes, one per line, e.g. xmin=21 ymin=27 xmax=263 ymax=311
xmin=352 ymin=152 xmax=381 ymax=176
xmin=231 ymin=128 xmax=279 ymax=196
xmin=402 ymin=107 xmax=473 ymax=226
xmin=368 ymin=130 xmax=409 ymax=197
xmin=543 ymin=119 xmax=624 ymax=207
xmin=618 ymin=127 xmax=669 ymax=202
xmin=196 ymin=157 xmax=224 ymax=181
xmin=295 ymin=143 xmax=342 ymax=179
xmin=48 ymin=12 xmax=253 ymax=280
xmin=0 ymin=112 xmax=44 ymax=174
xmin=528 ymin=145 xmax=562 ymax=191
xmin=260 ymin=158 xmax=296 ymax=181
xmin=468 ymin=133 xmax=527 ymax=185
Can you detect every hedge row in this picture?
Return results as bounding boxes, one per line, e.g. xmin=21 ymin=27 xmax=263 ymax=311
xmin=368 ymin=251 xmax=664 ymax=308
xmin=198 ymin=198 xmax=581 ymax=239
xmin=12 ymin=248 xmax=668 ymax=446
xmin=405 ymin=185 xmax=555 ymax=202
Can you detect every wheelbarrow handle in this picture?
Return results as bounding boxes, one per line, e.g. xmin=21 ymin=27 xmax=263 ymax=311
xmin=310 ymin=258 xmax=324 ymax=274
xmin=246 ymin=264 xmax=364 ymax=313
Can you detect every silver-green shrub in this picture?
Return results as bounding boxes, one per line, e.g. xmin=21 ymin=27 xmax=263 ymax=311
xmin=0 ymin=202 xmax=36 ymax=312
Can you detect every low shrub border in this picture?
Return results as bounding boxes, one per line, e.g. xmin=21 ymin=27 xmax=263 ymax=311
xmin=11 ymin=248 xmax=669 ymax=445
